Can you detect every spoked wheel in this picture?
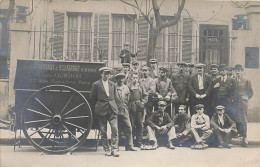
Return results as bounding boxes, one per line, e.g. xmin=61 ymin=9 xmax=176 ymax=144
xmin=21 ymin=85 xmax=92 ymax=154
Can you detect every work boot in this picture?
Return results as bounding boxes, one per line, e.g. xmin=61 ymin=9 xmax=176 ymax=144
xmin=167 ymin=141 xmax=175 ymax=150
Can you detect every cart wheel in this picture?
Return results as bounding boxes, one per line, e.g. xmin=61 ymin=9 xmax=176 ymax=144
xmin=21 ymin=85 xmax=92 ymax=154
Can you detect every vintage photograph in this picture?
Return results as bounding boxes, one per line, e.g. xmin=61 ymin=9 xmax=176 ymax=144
xmin=0 ymin=0 xmax=259 ymax=167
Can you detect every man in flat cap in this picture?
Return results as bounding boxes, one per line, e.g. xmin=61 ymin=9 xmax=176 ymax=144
xmin=187 ymin=63 xmax=195 ymax=76
xmin=210 ymin=105 xmax=237 ymax=148
xmin=122 ymin=63 xmax=131 ymax=85
xmin=146 ymin=101 xmax=176 ymax=150
xmin=232 ymin=64 xmax=253 ymax=146
xmin=110 ymin=65 xmax=123 ymax=84
xmin=115 ymin=73 xmax=137 ymax=151
xmin=188 ymin=63 xmax=212 ymax=116
xmin=172 ymin=105 xmax=192 ymax=147
xmin=90 ymin=67 xmax=121 ymax=157
xmin=139 ymin=65 xmax=156 ymax=119
xmin=171 ymin=61 xmax=190 ymax=115
xmin=119 ymin=42 xmax=136 ymax=64
xmin=190 ymin=104 xmax=212 ymax=149
xmin=214 ymin=64 xmax=236 ymax=118
xmin=226 ymin=66 xmax=234 ymax=78
xmin=209 ymin=64 xmax=220 ymax=118
xmin=149 ymin=58 xmax=159 ymax=79
xmin=155 ymin=67 xmax=177 ymax=118
xmin=129 ymin=60 xmax=142 ymax=80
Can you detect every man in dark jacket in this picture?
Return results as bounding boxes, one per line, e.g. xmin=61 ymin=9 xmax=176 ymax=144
xmin=146 ymin=101 xmax=176 ymax=150
xmin=90 ymin=67 xmax=121 ymax=157
xmin=211 ymin=105 xmax=237 ymax=148
xmin=188 ymin=63 xmax=212 ymax=116
xmin=233 ymin=64 xmax=253 ymax=147
xmin=172 ymin=105 xmax=192 ymax=147
xmin=119 ymin=42 xmax=136 ymax=64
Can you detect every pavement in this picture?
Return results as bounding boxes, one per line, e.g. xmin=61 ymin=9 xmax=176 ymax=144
xmin=0 ymin=123 xmax=260 ymax=167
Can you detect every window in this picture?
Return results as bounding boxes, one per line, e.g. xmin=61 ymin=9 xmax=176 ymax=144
xmin=112 ymin=15 xmax=122 ymax=60
xmin=67 ymin=13 xmax=92 ymax=61
xmin=53 ymin=12 xmax=65 ymax=60
xmin=168 ymin=24 xmax=178 ymax=62
xmin=245 ymin=47 xmax=259 ymax=68
xmin=16 ymin=6 xmax=28 ymax=23
xmin=182 ymin=18 xmax=192 ymax=63
xmin=137 ymin=16 xmax=149 ymax=60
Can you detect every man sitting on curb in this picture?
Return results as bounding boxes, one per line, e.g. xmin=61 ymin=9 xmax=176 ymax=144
xmin=210 ymin=105 xmax=237 ymax=149
xmin=191 ymin=104 xmax=212 ymax=150
xmin=145 ymin=101 xmax=176 ymax=150
xmin=172 ymin=105 xmax=192 ymax=147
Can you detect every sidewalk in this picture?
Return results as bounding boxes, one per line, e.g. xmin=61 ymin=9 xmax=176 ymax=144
xmin=1 ymin=123 xmax=260 ymax=146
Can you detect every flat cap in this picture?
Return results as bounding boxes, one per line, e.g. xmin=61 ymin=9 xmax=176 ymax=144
xmin=113 ymin=65 xmax=123 ymax=71
xmin=149 ymin=59 xmax=158 ymax=64
xmin=215 ymin=105 xmax=225 ymax=110
xmin=210 ymin=64 xmax=219 ymax=69
xmin=187 ymin=63 xmax=194 ymax=67
xmin=141 ymin=66 xmax=150 ymax=71
xmin=115 ymin=73 xmax=126 ymax=78
xmin=235 ymin=64 xmax=243 ymax=70
xmin=159 ymin=67 xmax=168 ymax=72
xmin=219 ymin=64 xmax=226 ymax=71
xmin=158 ymin=101 xmax=167 ymax=106
xmin=195 ymin=63 xmax=205 ymax=68
xmin=122 ymin=63 xmax=130 ymax=67
xmin=177 ymin=61 xmax=187 ymax=66
xmin=99 ymin=67 xmax=112 ymax=72
xmin=226 ymin=66 xmax=233 ymax=71
xmin=132 ymin=60 xmax=139 ymax=65
xmin=195 ymin=104 xmax=204 ymax=109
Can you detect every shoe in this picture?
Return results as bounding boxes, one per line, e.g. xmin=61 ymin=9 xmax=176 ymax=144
xmin=218 ymin=144 xmax=223 ymax=149
xmin=202 ymin=142 xmax=208 ymax=149
xmin=167 ymin=141 xmax=175 ymax=150
xmin=105 ymin=150 xmax=111 ymax=156
xmin=125 ymin=146 xmax=137 ymax=151
xmin=191 ymin=143 xmax=204 ymax=150
xmin=111 ymin=150 xmax=120 ymax=157
xmin=242 ymin=138 xmax=248 ymax=147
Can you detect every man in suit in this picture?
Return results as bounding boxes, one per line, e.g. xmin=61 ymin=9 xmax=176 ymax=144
xmin=214 ymin=65 xmax=236 ymax=118
xmin=171 ymin=61 xmax=190 ymax=115
xmin=210 ymin=105 xmax=237 ymax=148
xmin=115 ymin=73 xmax=137 ymax=151
xmin=90 ymin=67 xmax=120 ymax=157
xmin=119 ymin=42 xmax=136 ymax=64
xmin=146 ymin=101 xmax=176 ymax=150
xmin=233 ymin=64 xmax=253 ymax=147
xmin=122 ymin=63 xmax=131 ymax=85
xmin=187 ymin=63 xmax=195 ymax=76
xmin=190 ymin=104 xmax=212 ymax=150
xmin=209 ymin=64 xmax=220 ymax=118
xmin=188 ymin=63 xmax=212 ymax=116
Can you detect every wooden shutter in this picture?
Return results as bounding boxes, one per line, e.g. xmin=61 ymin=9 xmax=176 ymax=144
xmin=182 ymin=18 xmax=192 ymax=62
xmin=53 ymin=12 xmax=64 ymax=60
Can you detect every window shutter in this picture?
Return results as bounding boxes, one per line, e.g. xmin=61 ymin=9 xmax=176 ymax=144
xmin=137 ymin=16 xmax=149 ymax=60
xmin=53 ymin=12 xmax=65 ymax=60
xmin=79 ymin=14 xmax=92 ymax=61
xmin=168 ymin=24 xmax=178 ymax=62
xmin=182 ymin=18 xmax=192 ymax=62
xmin=125 ymin=16 xmax=135 ymax=52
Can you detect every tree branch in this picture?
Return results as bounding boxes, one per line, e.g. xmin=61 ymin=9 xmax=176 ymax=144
xmin=152 ymin=0 xmax=162 ymax=28
xmin=159 ymin=0 xmax=186 ymax=30
xmin=120 ymin=0 xmax=152 ymax=25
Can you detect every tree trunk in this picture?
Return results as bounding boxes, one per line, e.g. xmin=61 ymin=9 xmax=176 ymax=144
xmin=147 ymin=26 xmax=159 ymax=66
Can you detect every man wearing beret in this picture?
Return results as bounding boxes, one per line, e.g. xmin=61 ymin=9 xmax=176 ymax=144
xmin=210 ymin=105 xmax=237 ymax=148
xmin=149 ymin=59 xmax=159 ymax=79
xmin=90 ymin=67 xmax=121 ymax=157
xmin=115 ymin=73 xmax=136 ymax=151
xmin=171 ymin=61 xmax=190 ymax=115
xmin=155 ymin=67 xmax=177 ymax=118
xmin=119 ymin=42 xmax=136 ymax=64
xmin=139 ymin=65 xmax=156 ymax=119
xmin=146 ymin=101 xmax=176 ymax=150
xmin=188 ymin=63 xmax=212 ymax=116
xmin=233 ymin=64 xmax=253 ymax=146
xmin=190 ymin=104 xmax=212 ymax=149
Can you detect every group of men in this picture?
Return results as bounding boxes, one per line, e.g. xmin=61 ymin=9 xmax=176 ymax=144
xmin=90 ymin=55 xmax=253 ymax=157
